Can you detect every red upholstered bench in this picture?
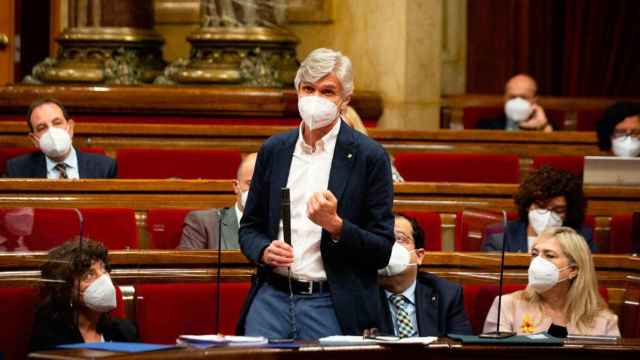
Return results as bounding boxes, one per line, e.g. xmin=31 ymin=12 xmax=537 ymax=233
xmin=463 ymin=284 xmax=609 ymax=335
xmin=394 ymin=152 xmax=520 ymax=183
xmin=146 ymin=208 xmax=193 ymax=249
xmin=8 ymin=208 xmax=138 ymax=251
xmin=0 ymin=286 xmax=126 ymax=360
xmin=532 ymin=155 xmax=585 ymax=178
xmin=399 ymin=211 xmax=442 ymax=251
xmin=135 ymin=282 xmax=251 ymax=344
xmin=116 ymin=148 xmax=242 ymax=179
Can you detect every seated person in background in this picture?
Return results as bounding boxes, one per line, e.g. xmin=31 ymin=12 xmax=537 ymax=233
xmin=4 ymin=98 xmax=116 ymax=178
xmin=29 ymin=239 xmax=137 ymax=351
xmin=178 ymin=152 xmax=257 ymax=249
xmin=596 ymin=101 xmax=640 ymax=157
xmin=343 ymin=106 xmax=404 ymax=183
xmin=482 ymin=166 xmax=596 ymax=253
xmin=476 ymin=74 xmax=553 ymax=132
xmin=483 ymin=227 xmax=619 ymax=337
xmin=377 ymin=213 xmax=472 ymax=337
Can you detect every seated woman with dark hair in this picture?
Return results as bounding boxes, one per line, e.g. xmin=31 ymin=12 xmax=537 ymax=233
xmin=596 ymin=102 xmax=640 ymax=157
xmin=29 ymin=239 xmax=137 ymax=351
xmin=483 ymin=227 xmax=619 ymax=337
xmin=482 ymin=166 xmax=596 ymax=253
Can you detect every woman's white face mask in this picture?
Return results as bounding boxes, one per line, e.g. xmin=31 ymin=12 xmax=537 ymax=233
xmin=611 ymin=135 xmax=640 ymax=158
xmin=82 ymin=273 xmax=117 ymax=313
xmin=527 ymin=256 xmax=574 ymax=293
xmin=528 ymin=209 xmax=562 ymax=236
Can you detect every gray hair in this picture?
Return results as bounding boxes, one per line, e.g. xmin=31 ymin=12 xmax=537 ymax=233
xmin=294 ymin=48 xmax=354 ymax=98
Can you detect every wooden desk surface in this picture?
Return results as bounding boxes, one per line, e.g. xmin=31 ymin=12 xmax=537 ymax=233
xmin=28 ymin=338 xmax=640 ymax=360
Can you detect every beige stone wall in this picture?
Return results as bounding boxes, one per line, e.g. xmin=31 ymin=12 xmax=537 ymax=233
xmin=289 ymin=0 xmax=443 ymax=130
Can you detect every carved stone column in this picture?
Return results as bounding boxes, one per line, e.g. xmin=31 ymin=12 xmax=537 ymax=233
xmin=155 ymin=0 xmax=298 ymax=87
xmin=25 ymin=0 xmax=165 ymax=84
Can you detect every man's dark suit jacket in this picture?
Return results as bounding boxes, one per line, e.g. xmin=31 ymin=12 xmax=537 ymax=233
xmin=4 ymin=149 xmax=117 ymax=178
xmin=178 ymin=207 xmax=240 ymax=250
xmin=237 ymin=121 xmax=395 ymax=335
xmin=481 ymin=219 xmax=597 ymax=253
xmin=378 ymin=272 xmax=473 ymax=336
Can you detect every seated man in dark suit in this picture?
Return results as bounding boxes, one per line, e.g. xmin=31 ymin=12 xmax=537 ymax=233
xmin=4 ymin=98 xmax=116 ymax=178
xmin=178 ymin=153 xmax=257 ymax=249
xmin=475 ymin=74 xmax=553 ymax=132
xmin=482 ymin=166 xmax=596 ymax=253
xmin=378 ymin=213 xmax=472 ymax=337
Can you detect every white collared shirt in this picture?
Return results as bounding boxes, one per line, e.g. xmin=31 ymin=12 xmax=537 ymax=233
xmin=45 ymin=147 xmax=79 ymax=179
xmin=235 ymin=202 xmax=243 ymax=223
xmin=274 ymin=120 xmax=341 ymax=281
xmin=384 ymin=280 xmax=418 ymax=336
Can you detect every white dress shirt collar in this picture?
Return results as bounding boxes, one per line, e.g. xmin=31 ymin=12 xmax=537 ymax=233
xmin=296 ymin=118 xmax=341 ymax=155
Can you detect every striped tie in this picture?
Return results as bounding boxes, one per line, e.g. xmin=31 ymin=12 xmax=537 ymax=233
xmin=389 ymin=294 xmax=415 ymax=338
xmin=54 ymin=163 xmax=68 ymax=179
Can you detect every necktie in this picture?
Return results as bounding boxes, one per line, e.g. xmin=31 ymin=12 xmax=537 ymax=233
xmin=390 ymin=294 xmax=415 ymax=338
xmin=54 ymin=163 xmax=68 ymax=179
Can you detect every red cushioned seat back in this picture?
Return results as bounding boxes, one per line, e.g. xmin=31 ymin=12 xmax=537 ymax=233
xmin=610 ymin=214 xmax=635 ymax=254
xmin=400 ymin=211 xmax=442 ymax=251
xmin=454 ymin=210 xmax=518 ymax=252
xmin=21 ymin=208 xmax=137 ymax=251
xmin=116 ymin=148 xmax=242 ymax=179
xmin=146 ymin=208 xmax=193 ymax=249
xmin=394 ymin=152 xmax=520 ymax=183
xmin=532 ymin=156 xmax=585 ymax=178
xmin=135 ymin=282 xmax=251 ymax=344
xmin=463 ymin=107 xmax=502 ymax=129
xmin=576 ymin=110 xmax=604 ymax=131
xmin=622 ymin=288 xmax=640 ymax=338
xmin=0 ymin=287 xmax=39 ymax=360
xmin=463 ymin=284 xmax=609 ymax=335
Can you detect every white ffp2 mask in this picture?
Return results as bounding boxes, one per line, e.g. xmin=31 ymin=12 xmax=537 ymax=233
xmin=504 ymin=97 xmax=533 ymax=122
xmin=611 ymin=136 xmax=640 ymax=158
xmin=528 ymin=256 xmax=572 ymax=293
xmin=378 ymin=242 xmax=413 ymax=277
xmin=82 ymin=273 xmax=117 ymax=313
xmin=528 ymin=209 xmax=562 ymax=236
xmin=298 ymin=95 xmax=339 ymax=130
xmin=39 ymin=127 xmax=72 ymax=159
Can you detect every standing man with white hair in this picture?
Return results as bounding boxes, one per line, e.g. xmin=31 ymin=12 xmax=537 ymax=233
xmin=237 ymin=48 xmax=394 ymax=339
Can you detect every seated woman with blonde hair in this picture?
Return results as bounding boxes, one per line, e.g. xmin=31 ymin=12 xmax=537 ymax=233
xmin=483 ymin=227 xmax=619 ymax=337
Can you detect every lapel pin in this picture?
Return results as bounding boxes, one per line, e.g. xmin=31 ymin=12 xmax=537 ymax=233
xmin=347 ymin=153 xmax=352 ymax=159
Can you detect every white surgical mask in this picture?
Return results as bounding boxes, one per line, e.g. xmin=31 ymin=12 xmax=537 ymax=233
xmin=240 ymin=190 xmax=249 ymax=210
xmin=528 ymin=209 xmax=562 ymax=236
xmin=82 ymin=273 xmax=117 ymax=313
xmin=611 ymin=136 xmax=640 ymax=158
xmin=298 ymin=95 xmax=339 ymax=130
xmin=378 ymin=242 xmax=413 ymax=277
xmin=528 ymin=256 xmax=572 ymax=293
xmin=39 ymin=126 xmax=72 ymax=159
xmin=504 ymin=97 xmax=533 ymax=122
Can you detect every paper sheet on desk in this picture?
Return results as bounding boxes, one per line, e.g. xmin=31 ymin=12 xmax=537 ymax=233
xmin=177 ymin=335 xmax=268 ymax=348
xmin=58 ymin=342 xmax=175 ymax=352
xmin=319 ymin=336 xmax=437 ymax=346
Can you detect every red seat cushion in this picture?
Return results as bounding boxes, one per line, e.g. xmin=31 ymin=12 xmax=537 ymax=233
xmin=394 ymin=152 xmax=520 ymax=183
xmin=135 ymin=282 xmax=251 ymax=344
xmin=576 ymin=110 xmax=605 ymax=131
xmin=146 ymin=209 xmax=193 ymax=249
xmin=15 ymin=208 xmax=137 ymax=251
xmin=400 ymin=211 xmax=442 ymax=251
xmin=0 ymin=287 xmax=39 ymax=360
xmin=116 ymin=148 xmax=242 ymax=179
xmin=610 ymin=214 xmax=634 ymax=254
xmin=532 ymin=155 xmax=585 ymax=178
xmin=454 ymin=211 xmax=518 ymax=252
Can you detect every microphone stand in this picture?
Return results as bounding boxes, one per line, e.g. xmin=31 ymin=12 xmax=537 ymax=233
xmin=480 ymin=210 xmax=515 ymax=338
xmin=281 ymin=188 xmax=297 ymax=340
xmin=215 ymin=208 xmax=224 ymax=334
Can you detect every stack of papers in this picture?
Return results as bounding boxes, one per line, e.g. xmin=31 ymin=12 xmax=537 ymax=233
xmin=177 ymin=335 xmax=268 ymax=348
xmin=318 ymin=335 xmax=437 ymax=347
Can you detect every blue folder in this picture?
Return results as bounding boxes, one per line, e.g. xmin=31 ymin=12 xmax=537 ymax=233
xmin=58 ymin=342 xmax=176 ymax=352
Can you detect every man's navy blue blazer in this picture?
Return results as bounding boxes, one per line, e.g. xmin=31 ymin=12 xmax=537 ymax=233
xmin=4 ymin=149 xmax=117 ymax=178
xmin=237 ymin=121 xmax=395 ymax=335
xmin=378 ymin=272 xmax=473 ymax=337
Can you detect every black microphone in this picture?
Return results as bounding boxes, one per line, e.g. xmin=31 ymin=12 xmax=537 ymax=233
xmin=281 ymin=188 xmax=291 ymax=245
xmin=215 ymin=208 xmax=224 ymax=334
xmin=480 ymin=209 xmax=515 ymax=338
